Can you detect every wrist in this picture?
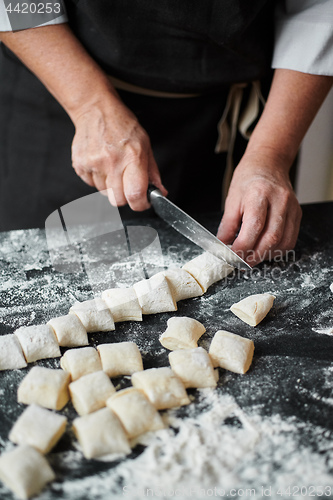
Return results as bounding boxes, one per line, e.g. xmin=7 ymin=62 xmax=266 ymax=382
xmin=64 ymin=75 xmax=120 ymax=124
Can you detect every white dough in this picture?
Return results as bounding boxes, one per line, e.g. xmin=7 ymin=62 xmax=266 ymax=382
xmin=133 ymin=273 xmax=177 ymax=314
xmin=69 ymin=371 xmax=115 ymax=416
xmin=209 ymin=330 xmax=254 ymax=374
xmin=48 ymin=314 xmax=88 ymax=347
xmin=131 ymin=367 xmax=190 ymax=410
xmin=230 ymin=293 xmax=276 ymax=326
xmin=72 ymin=407 xmax=131 ymax=459
xmin=182 ymin=251 xmax=234 ymax=292
xmin=9 ymin=404 xmax=67 ymax=454
xmin=106 ymin=388 xmax=164 ymax=439
xmin=17 ymin=366 xmax=70 ymax=411
xmin=0 ymin=445 xmax=55 ymax=500
xmin=159 ymin=316 xmax=206 ymax=350
xmin=168 ymin=347 xmax=218 ymax=388
xmin=69 ymin=297 xmax=115 ymax=332
xmin=158 ymin=268 xmax=203 ymax=302
xmin=14 ymin=324 xmax=60 ymax=363
xmin=330 ymin=283 xmax=333 ymax=294
xmin=60 ymin=346 xmax=102 ymax=381
xmin=101 ymin=287 xmax=142 ymax=322
xmin=97 ymin=342 xmax=143 ymax=377
xmin=0 ymin=334 xmax=27 ymax=370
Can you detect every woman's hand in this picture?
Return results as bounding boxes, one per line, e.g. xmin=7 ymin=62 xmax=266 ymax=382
xmin=217 ymin=150 xmax=302 ymax=266
xmin=71 ymin=93 xmax=166 ymax=210
xmin=0 ymin=24 xmax=166 ymax=211
xmin=217 ymin=69 xmax=332 ymax=266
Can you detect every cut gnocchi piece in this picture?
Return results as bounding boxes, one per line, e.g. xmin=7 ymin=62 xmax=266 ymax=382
xmin=133 ymin=273 xmax=177 ymax=314
xmin=72 ymin=407 xmax=131 ymax=459
xmin=0 ymin=334 xmax=27 ymax=371
xmin=9 ymin=404 xmax=67 ymax=454
xmin=168 ymin=347 xmax=218 ymax=388
xmin=17 ymin=366 xmax=70 ymax=411
xmin=106 ymin=387 xmax=164 ymax=439
xmin=182 ymin=251 xmax=234 ymax=292
xmin=131 ymin=367 xmax=190 ymax=410
xmin=159 ymin=316 xmax=206 ymax=350
xmin=209 ymin=330 xmax=254 ymax=374
xmin=159 ymin=268 xmax=203 ymax=301
xmin=60 ymin=346 xmax=102 ymax=381
xmin=69 ymin=297 xmax=115 ymax=333
xmin=0 ymin=445 xmax=55 ymax=500
xmin=14 ymin=324 xmax=60 ymax=363
xmin=69 ymin=370 xmax=115 ymax=416
xmin=230 ymin=293 xmax=276 ymax=326
xmin=101 ymin=287 xmax=142 ymax=322
xmin=97 ymin=342 xmax=143 ymax=377
xmin=330 ymin=283 xmax=333 ymax=294
xmin=47 ymin=314 xmax=88 ymax=347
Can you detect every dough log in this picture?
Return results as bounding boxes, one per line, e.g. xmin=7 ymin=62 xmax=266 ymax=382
xmin=183 ymin=251 xmax=234 ymax=293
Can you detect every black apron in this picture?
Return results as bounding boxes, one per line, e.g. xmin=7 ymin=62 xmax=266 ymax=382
xmin=0 ymin=1 xmax=274 ymax=231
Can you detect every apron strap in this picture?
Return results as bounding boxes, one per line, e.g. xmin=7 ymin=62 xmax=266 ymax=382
xmin=215 ymin=81 xmax=266 ymax=207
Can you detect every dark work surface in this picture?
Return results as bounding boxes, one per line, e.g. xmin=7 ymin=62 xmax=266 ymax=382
xmin=0 ymin=201 xmax=332 ymax=499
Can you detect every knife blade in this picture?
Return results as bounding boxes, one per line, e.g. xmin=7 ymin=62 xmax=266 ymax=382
xmin=148 ymin=185 xmax=251 ymax=270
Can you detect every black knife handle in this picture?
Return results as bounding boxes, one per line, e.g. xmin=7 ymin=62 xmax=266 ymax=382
xmin=147 ymin=184 xmax=162 ymax=202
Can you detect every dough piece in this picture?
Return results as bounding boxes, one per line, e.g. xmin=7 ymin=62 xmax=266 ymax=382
xmin=209 ymin=330 xmax=254 ymax=374
xmin=0 ymin=445 xmax=55 ymax=500
xmin=159 ymin=268 xmax=203 ymax=302
xmin=101 ymin=287 xmax=142 ymax=322
xmin=69 ymin=297 xmax=115 ymax=333
xmin=0 ymin=334 xmax=27 ymax=370
xmin=47 ymin=314 xmax=88 ymax=347
xmin=106 ymin=388 xmax=164 ymax=439
xmin=17 ymin=366 xmax=70 ymax=411
xmin=97 ymin=342 xmax=143 ymax=377
xmin=131 ymin=367 xmax=190 ymax=410
xmin=183 ymin=251 xmax=234 ymax=292
xmin=159 ymin=316 xmax=206 ymax=350
xmin=133 ymin=273 xmax=177 ymax=314
xmin=9 ymin=404 xmax=67 ymax=454
xmin=230 ymin=293 xmax=276 ymax=326
xmin=72 ymin=407 xmax=131 ymax=459
xmin=60 ymin=346 xmax=102 ymax=381
xmin=69 ymin=371 xmax=115 ymax=416
xmin=330 ymin=283 xmax=333 ymax=294
xmin=14 ymin=324 xmax=61 ymax=363
xmin=168 ymin=347 xmax=218 ymax=388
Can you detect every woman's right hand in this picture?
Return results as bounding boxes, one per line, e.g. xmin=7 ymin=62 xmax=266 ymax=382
xmin=71 ymin=90 xmax=167 ymax=210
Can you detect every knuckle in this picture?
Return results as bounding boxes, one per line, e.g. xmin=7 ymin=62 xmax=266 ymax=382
xmin=265 ymin=231 xmax=282 ymax=249
xmin=126 ymin=189 xmax=145 ymax=203
xmin=249 ymin=215 xmax=265 ymax=234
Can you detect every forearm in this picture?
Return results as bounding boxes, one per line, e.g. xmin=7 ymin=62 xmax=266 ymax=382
xmin=246 ymin=69 xmax=333 ymax=170
xmin=0 ymin=24 xmax=118 ymax=121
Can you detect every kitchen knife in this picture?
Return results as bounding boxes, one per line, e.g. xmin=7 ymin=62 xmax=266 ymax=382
xmin=147 ymin=185 xmax=251 ymax=270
